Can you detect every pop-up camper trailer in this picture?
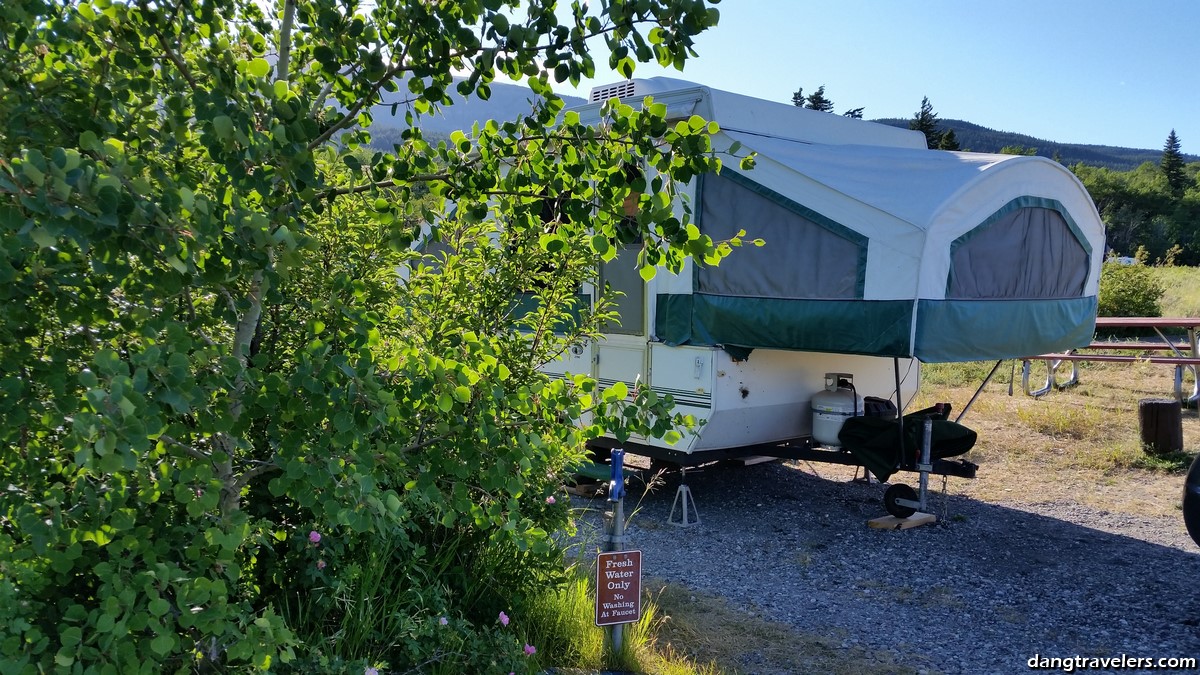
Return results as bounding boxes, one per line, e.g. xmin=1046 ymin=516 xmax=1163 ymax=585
xmin=546 ymin=79 xmax=1106 ymax=469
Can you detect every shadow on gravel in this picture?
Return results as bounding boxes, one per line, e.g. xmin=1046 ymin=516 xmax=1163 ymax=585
xmin=570 ymin=460 xmax=1200 ymax=675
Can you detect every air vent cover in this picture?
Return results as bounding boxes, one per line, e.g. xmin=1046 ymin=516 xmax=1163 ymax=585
xmin=589 ymin=80 xmax=638 ymax=102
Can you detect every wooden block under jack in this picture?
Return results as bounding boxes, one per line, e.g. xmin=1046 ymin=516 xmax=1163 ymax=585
xmin=736 ymin=455 xmax=779 ymax=466
xmin=566 ymin=481 xmax=606 ymax=498
xmin=867 ymin=512 xmax=937 ymax=530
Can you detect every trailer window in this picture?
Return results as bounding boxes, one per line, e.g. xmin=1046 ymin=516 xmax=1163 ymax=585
xmin=948 ymin=203 xmax=1088 ymax=299
xmin=696 ymin=171 xmax=865 ymax=300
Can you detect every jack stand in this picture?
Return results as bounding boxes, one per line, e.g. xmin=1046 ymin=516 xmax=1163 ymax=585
xmin=851 ymin=465 xmax=877 ymax=484
xmin=869 ymin=417 xmax=938 ymax=530
xmin=668 ymin=469 xmax=700 ymax=527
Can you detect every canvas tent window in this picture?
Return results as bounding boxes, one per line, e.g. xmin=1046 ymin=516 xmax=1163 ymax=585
xmin=696 ymin=171 xmax=866 ymax=300
xmin=947 ymin=200 xmax=1090 ymax=300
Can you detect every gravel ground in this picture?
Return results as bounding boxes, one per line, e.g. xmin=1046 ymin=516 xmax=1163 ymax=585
xmin=569 ymin=459 xmax=1200 ymax=674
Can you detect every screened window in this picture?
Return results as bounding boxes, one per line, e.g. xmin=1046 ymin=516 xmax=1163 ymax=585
xmin=948 ymin=206 xmax=1088 ymax=299
xmin=696 ymin=171 xmax=863 ymax=299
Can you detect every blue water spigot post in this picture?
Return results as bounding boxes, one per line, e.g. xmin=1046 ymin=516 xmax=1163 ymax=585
xmin=606 ymin=448 xmax=627 ymax=653
xmin=608 ymin=449 xmax=626 ymax=503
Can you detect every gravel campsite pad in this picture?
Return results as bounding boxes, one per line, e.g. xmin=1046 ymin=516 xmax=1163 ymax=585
xmin=570 ymin=459 xmax=1200 ymax=674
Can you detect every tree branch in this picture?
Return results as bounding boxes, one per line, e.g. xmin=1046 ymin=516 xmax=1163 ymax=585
xmin=233 ymin=460 xmax=281 ymax=491
xmin=276 ymin=0 xmax=295 ymax=82
xmin=137 ymin=1 xmax=199 ymax=92
xmin=160 ymin=434 xmax=210 ymax=461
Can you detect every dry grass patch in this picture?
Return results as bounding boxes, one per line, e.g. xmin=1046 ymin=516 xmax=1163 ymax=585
xmin=646 ymin=580 xmax=927 ymax=675
xmin=915 ymin=360 xmax=1198 ymax=518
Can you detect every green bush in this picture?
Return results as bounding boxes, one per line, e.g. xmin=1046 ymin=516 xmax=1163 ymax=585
xmin=1098 ymin=257 xmax=1165 ymax=318
xmin=0 ymin=0 xmax=725 ymax=672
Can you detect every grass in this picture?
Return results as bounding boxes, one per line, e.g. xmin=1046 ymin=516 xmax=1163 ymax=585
xmin=913 ymin=354 xmax=1198 ymax=515
xmin=523 ymin=562 xmax=724 ymax=674
xmin=1148 ymin=265 xmax=1200 ymax=318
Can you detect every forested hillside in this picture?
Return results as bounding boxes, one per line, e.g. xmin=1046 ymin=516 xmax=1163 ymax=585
xmin=874 ymin=118 xmax=1199 ymax=170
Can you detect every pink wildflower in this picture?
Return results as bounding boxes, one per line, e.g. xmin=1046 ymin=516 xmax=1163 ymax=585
xmin=524 ymin=644 xmax=536 ymax=656
xmin=316 ymin=560 xmax=326 ymax=570
xmin=439 ymin=616 xmax=448 ymax=626
xmin=364 ymin=668 xmax=378 ymax=675
xmin=308 ymin=530 xmax=321 ymax=544
xmin=498 ymin=611 xmax=509 ymax=626
xmin=545 ymin=496 xmax=556 ymax=505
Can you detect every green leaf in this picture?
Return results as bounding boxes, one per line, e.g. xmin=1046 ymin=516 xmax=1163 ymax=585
xmin=591 ymin=234 xmax=610 ymax=255
xmin=149 ymin=597 xmax=170 ymax=616
xmin=150 ymin=634 xmax=174 ymax=657
xmin=248 ymin=58 xmax=271 ymax=78
xmin=452 ymin=385 xmax=471 ymax=403
xmin=212 ymin=115 xmax=234 ymax=140
xmin=638 ymin=264 xmax=657 ymax=281
xmin=385 ymin=492 xmax=402 ymax=513
xmin=437 ymin=392 xmax=453 ymax=412
xmin=29 ymin=227 xmax=55 ymax=248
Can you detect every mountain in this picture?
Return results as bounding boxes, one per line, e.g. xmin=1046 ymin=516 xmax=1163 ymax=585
xmin=873 ymin=118 xmax=1199 ymax=171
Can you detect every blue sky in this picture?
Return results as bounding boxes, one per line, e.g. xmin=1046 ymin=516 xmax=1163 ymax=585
xmin=564 ymin=0 xmax=1199 ymax=154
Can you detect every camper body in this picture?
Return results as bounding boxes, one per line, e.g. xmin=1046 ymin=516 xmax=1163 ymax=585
xmin=545 ymin=79 xmax=1105 ymax=462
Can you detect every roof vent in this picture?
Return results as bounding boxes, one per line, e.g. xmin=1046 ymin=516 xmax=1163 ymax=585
xmin=589 ymin=80 xmax=638 ymax=103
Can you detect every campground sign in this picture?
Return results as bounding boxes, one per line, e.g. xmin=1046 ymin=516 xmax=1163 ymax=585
xmin=595 ymin=550 xmax=642 ymax=626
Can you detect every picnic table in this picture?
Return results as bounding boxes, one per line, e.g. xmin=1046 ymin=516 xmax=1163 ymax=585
xmin=1021 ymin=317 xmax=1200 ymax=404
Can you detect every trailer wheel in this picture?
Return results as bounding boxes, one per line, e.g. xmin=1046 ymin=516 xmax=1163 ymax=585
xmin=883 ymin=483 xmax=918 ymax=519
xmin=1184 ymin=453 xmax=1200 ymax=548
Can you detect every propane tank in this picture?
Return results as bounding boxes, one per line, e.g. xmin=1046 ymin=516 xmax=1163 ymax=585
xmin=811 ymin=373 xmax=864 ymax=447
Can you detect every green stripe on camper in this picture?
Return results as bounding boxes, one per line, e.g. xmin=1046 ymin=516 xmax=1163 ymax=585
xmin=655 ymin=293 xmax=695 ymax=345
xmin=914 ymin=296 xmax=1098 ymax=362
xmin=655 ymin=293 xmax=913 ymax=357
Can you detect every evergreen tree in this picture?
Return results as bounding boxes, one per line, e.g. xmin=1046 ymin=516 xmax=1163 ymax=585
xmin=804 ymin=85 xmax=835 ymax=112
xmin=909 ymin=96 xmax=941 ymax=148
xmin=1161 ymin=129 xmax=1186 ymax=195
xmin=791 ymin=84 xmax=863 ymax=116
xmin=937 ymin=128 xmax=960 ymax=151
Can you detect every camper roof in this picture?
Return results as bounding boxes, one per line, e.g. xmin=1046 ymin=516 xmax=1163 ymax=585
xmin=582 ymin=78 xmax=928 ymax=149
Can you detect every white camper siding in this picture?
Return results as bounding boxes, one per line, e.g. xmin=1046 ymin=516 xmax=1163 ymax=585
xmin=695 ymin=350 xmax=919 ymax=452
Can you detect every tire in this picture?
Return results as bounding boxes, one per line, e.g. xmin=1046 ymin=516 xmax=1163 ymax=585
xmin=1183 ymin=453 xmax=1200 ymax=548
xmin=884 ymin=483 xmax=918 ymax=519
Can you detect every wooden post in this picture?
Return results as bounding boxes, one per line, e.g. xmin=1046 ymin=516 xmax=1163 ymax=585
xmin=1138 ymin=398 xmax=1183 ymax=456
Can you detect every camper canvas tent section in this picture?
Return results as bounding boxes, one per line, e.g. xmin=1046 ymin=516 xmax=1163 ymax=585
xmin=544 ymin=79 xmax=1105 ymax=461
xmin=666 ymin=135 xmax=1105 ymax=362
